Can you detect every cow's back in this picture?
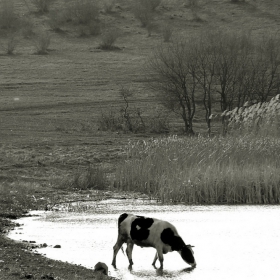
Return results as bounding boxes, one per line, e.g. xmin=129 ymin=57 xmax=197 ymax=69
xmin=118 ymin=213 xmax=180 ymax=251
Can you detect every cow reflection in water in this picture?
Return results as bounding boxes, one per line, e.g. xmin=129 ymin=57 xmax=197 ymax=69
xmin=112 ymin=213 xmax=196 ymax=270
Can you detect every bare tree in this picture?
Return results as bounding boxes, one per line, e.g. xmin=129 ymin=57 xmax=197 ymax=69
xmin=149 ymin=40 xmax=198 ymax=134
xmin=250 ymin=35 xmax=280 ymax=102
xmin=192 ymin=36 xmax=219 ymax=136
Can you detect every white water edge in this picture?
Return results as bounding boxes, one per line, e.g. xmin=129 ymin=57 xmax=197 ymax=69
xmin=8 ymin=200 xmax=280 ymax=280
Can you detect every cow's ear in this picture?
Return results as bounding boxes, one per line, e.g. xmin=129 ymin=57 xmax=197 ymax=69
xmin=186 ymin=244 xmax=195 ymax=248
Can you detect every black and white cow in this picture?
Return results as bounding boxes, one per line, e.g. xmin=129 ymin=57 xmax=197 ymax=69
xmin=112 ymin=213 xmax=196 ymax=270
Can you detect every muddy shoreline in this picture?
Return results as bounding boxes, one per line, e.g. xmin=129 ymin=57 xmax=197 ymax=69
xmin=0 ymin=189 xmax=148 ymax=280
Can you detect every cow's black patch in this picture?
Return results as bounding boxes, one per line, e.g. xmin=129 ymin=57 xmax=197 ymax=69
xmin=181 ymin=246 xmax=195 ymax=264
xmin=161 ymin=228 xmax=185 ymax=251
xmin=118 ymin=213 xmax=128 ymax=226
xmin=130 ymin=216 xmax=154 ymax=241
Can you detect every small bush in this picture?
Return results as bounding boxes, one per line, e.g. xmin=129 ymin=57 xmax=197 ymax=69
xmin=21 ymin=17 xmax=35 ymax=38
xmin=132 ymin=1 xmax=154 ymax=27
xmin=48 ymin=11 xmax=65 ymax=32
xmin=188 ymin=0 xmax=199 ymax=7
xmin=146 ymin=109 xmax=170 ymax=133
xmin=161 ymin=23 xmax=173 ymax=42
xmin=32 ymin=0 xmax=55 ymax=14
xmin=67 ymin=0 xmax=100 ymax=25
xmin=139 ymin=0 xmax=161 ymax=11
xmin=99 ymin=29 xmax=120 ymax=50
xmin=103 ymin=0 xmax=115 ymax=14
xmin=6 ymin=36 xmax=17 ymax=54
xmin=0 ymin=0 xmax=18 ymax=31
xmin=97 ymin=109 xmax=123 ymax=131
xmin=0 ymin=36 xmax=18 ymax=55
xmin=69 ymin=166 xmax=108 ymax=190
xmin=88 ymin=20 xmax=102 ymax=36
xmin=33 ymin=32 xmax=51 ymax=54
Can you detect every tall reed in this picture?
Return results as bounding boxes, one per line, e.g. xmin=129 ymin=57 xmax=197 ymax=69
xmin=114 ymin=135 xmax=280 ymax=204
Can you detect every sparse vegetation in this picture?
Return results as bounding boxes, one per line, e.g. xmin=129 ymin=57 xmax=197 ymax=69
xmin=0 ymin=0 xmax=18 ymax=31
xmin=97 ymin=87 xmax=169 ymax=133
xmin=132 ymin=0 xmax=155 ymax=27
xmin=6 ymin=36 xmax=18 ymax=54
xmin=65 ymin=166 xmax=108 ymax=190
xmin=32 ymin=0 xmax=55 ymax=14
xmin=103 ymin=0 xmax=115 ymax=14
xmin=0 ymin=36 xmax=18 ymax=55
xmin=33 ymin=31 xmax=51 ymax=54
xmin=97 ymin=109 xmax=124 ymax=131
xmin=67 ymin=0 xmax=100 ymax=25
xmin=20 ymin=16 xmax=35 ymax=38
xmin=99 ymin=28 xmax=120 ymax=50
xmin=161 ymin=23 xmax=173 ymax=42
xmin=48 ymin=10 xmax=66 ymax=32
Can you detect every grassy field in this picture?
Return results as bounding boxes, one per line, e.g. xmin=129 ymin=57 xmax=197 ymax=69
xmin=1 ymin=0 xmax=280 ymax=278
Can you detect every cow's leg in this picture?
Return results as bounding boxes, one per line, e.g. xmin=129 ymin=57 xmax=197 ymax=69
xmin=156 ymin=248 xmax=164 ymax=269
xmin=112 ymin=236 xmax=124 ymax=268
xmin=152 ymin=252 xmax=158 ymax=267
xmin=126 ymin=240 xmax=134 ymax=270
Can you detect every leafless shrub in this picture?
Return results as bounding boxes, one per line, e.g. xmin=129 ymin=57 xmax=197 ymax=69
xmin=161 ymin=23 xmax=173 ymax=42
xmin=103 ymin=0 xmax=115 ymax=13
xmin=6 ymin=36 xmax=17 ymax=54
xmin=99 ymin=29 xmax=120 ymax=50
xmin=188 ymin=0 xmax=199 ymax=8
xmin=21 ymin=17 xmax=35 ymax=38
xmin=132 ymin=1 xmax=154 ymax=27
xmin=69 ymin=166 xmax=108 ymax=190
xmin=97 ymin=109 xmax=123 ymax=131
xmin=98 ymin=87 xmax=169 ymax=134
xmin=140 ymin=0 xmax=161 ymax=11
xmin=66 ymin=0 xmax=100 ymax=25
xmin=32 ymin=0 xmax=55 ymax=13
xmin=0 ymin=36 xmax=18 ymax=55
xmin=146 ymin=109 xmax=170 ymax=133
xmin=33 ymin=32 xmax=51 ymax=54
xmin=48 ymin=11 xmax=65 ymax=32
xmin=88 ymin=20 xmax=102 ymax=36
xmin=0 ymin=0 xmax=18 ymax=31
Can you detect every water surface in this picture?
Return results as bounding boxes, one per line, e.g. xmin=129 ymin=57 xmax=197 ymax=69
xmin=9 ymin=199 xmax=280 ymax=280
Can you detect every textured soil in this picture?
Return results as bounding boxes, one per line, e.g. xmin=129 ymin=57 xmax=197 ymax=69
xmin=0 ymin=189 xmax=119 ymax=280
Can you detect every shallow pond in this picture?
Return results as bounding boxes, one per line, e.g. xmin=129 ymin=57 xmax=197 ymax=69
xmin=8 ymin=199 xmax=280 ymax=280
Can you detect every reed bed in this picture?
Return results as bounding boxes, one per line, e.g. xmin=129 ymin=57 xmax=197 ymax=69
xmin=223 ymin=94 xmax=280 ymax=136
xmin=114 ymin=135 xmax=280 ymax=204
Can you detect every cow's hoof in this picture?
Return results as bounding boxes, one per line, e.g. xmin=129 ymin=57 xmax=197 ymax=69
xmin=128 ymin=264 xmax=133 ymax=270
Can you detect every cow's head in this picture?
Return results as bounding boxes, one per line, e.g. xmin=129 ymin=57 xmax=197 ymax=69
xmin=180 ymin=245 xmax=196 ymax=267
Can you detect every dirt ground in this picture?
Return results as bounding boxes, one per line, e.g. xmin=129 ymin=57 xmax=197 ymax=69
xmin=0 ymin=188 xmax=122 ymax=280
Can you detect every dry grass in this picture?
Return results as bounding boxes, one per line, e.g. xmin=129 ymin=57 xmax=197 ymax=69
xmin=223 ymin=94 xmax=280 ymax=136
xmin=114 ymin=134 xmax=280 ymax=204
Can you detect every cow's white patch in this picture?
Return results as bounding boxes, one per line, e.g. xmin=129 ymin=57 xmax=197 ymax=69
xmin=136 ymin=225 xmax=141 ymax=230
